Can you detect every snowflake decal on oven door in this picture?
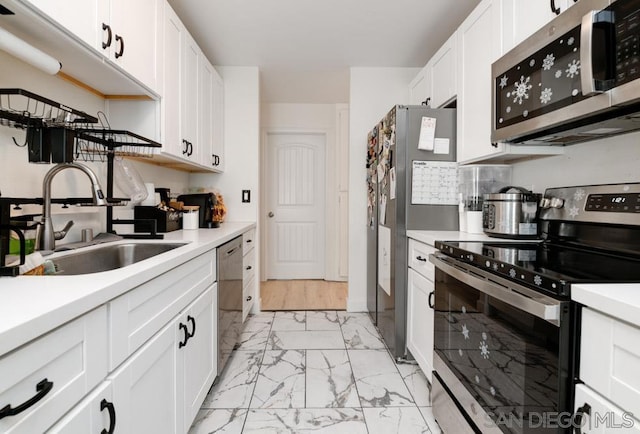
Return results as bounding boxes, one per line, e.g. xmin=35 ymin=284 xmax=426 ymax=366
xmin=513 ymin=75 xmax=532 ymax=104
xmin=479 ymin=340 xmax=490 ymax=359
xmin=543 ymin=54 xmax=555 ymax=71
xmin=462 ymin=324 xmax=470 ymax=340
xmin=566 ymin=60 xmax=581 ymax=78
xmin=574 ymin=188 xmax=586 ymax=201
xmin=540 ymin=88 xmax=553 ymax=104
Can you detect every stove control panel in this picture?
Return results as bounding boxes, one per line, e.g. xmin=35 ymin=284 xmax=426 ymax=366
xmin=586 ymin=193 xmax=640 ymax=213
xmin=540 ymin=183 xmax=640 ymax=225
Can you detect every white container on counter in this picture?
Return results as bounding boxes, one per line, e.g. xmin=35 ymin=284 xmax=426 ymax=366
xmin=182 ymin=206 xmax=200 ymax=230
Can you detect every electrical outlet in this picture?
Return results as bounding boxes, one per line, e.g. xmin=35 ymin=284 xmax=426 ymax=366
xmin=242 ymin=190 xmax=251 ymax=203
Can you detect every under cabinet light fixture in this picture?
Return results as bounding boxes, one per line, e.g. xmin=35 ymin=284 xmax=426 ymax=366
xmin=0 ymin=25 xmax=61 ymax=75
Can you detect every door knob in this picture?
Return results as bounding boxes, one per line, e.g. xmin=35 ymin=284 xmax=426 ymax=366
xmin=268 ymin=212 xmax=274 ymax=218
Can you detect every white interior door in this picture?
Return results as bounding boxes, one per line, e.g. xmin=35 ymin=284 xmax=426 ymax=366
xmin=267 ymin=133 xmax=326 ymax=279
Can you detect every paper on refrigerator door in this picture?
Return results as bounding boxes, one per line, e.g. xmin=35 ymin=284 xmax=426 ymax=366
xmin=411 ymin=160 xmax=459 ymax=205
xmin=378 ymin=225 xmax=391 ymax=296
xmin=389 ymin=167 xmax=396 ymax=200
xmin=417 ymin=117 xmax=436 ymax=151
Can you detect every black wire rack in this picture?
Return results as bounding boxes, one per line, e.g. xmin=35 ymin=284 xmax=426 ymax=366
xmin=0 ymin=88 xmax=98 ymax=129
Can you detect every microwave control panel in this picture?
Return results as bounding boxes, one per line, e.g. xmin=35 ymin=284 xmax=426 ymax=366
xmin=613 ymin=1 xmax=640 ymax=84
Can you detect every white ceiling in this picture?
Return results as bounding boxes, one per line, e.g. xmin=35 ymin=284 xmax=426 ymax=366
xmin=167 ymin=0 xmax=481 ymax=103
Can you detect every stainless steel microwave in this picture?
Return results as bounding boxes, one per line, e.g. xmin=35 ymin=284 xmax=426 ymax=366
xmin=492 ymin=0 xmax=640 ymax=145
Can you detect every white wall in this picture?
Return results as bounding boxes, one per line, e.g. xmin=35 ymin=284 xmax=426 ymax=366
xmin=511 ymin=134 xmax=640 ymax=192
xmin=0 ymin=52 xmax=190 ymax=243
xmin=347 ymin=67 xmax=420 ymax=311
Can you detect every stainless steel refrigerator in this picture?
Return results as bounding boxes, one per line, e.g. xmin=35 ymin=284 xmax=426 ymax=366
xmin=366 ymin=105 xmax=458 ymax=360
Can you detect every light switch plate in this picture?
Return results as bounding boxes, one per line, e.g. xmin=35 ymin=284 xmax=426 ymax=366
xmin=242 ymin=190 xmax=250 ymax=203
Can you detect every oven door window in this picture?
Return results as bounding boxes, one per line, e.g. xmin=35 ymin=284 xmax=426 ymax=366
xmin=434 ymin=269 xmax=564 ymax=432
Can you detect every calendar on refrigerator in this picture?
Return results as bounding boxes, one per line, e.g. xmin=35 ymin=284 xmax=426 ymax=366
xmin=411 ymin=161 xmax=458 ymax=205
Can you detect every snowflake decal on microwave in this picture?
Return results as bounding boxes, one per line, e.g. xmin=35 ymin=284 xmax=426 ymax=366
xmin=499 ymin=74 xmax=508 ymax=89
xmin=566 ymin=59 xmax=581 ymax=78
xmin=513 ymin=75 xmax=532 ymax=105
xmin=540 ymin=88 xmax=553 ymax=104
xmin=542 ymin=54 xmax=555 ymax=71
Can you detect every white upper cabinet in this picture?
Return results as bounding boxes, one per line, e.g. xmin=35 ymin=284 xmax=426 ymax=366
xmin=199 ymin=59 xmax=225 ymax=171
xmin=409 ymin=64 xmax=431 ymax=106
xmin=24 ymin=0 xmax=106 ymax=50
xmin=505 ymin=0 xmax=572 ymax=51
xmin=157 ymin=2 xmax=223 ymax=172
xmin=430 ymin=32 xmax=457 ymax=108
xmin=106 ymin=0 xmax=161 ymax=93
xmin=457 ymin=0 xmax=503 ymax=163
xmin=456 ymin=0 xmax=565 ymax=163
xmin=211 ymin=67 xmax=225 ymax=172
xmin=24 ymin=0 xmax=160 ymax=93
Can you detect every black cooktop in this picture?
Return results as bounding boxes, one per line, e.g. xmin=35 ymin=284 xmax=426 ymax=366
xmin=435 ymin=240 xmax=640 ymax=298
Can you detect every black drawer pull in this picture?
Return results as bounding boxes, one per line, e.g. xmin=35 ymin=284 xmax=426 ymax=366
xmin=115 ymin=34 xmax=124 ymax=58
xmin=246 ymin=265 xmax=252 ymax=271
xmin=102 ymin=23 xmax=112 ymax=49
xmin=428 ymin=291 xmax=435 ymax=309
xmin=187 ymin=315 xmax=196 ymax=340
xmin=178 ymin=322 xmax=189 ymax=348
xmin=100 ymin=399 xmax=116 ymax=434
xmin=550 ymin=0 xmax=561 ymax=15
xmin=246 ymin=296 xmax=252 ymax=302
xmin=416 ymin=255 xmax=427 ymax=262
xmin=573 ymin=403 xmax=591 ymax=434
xmin=0 ymin=378 xmax=53 ymax=420
xmin=246 ymin=239 xmax=252 ymax=243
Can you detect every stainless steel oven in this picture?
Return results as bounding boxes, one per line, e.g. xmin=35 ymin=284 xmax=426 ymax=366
xmin=429 ymin=253 xmax=572 ymax=434
xmin=428 ymin=183 xmax=640 ymax=434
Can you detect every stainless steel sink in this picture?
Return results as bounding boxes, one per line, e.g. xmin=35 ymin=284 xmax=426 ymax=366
xmin=51 ymin=242 xmax=187 ymax=275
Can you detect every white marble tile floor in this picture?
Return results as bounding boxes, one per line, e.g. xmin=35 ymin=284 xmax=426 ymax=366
xmin=190 ymin=310 xmax=440 ymax=434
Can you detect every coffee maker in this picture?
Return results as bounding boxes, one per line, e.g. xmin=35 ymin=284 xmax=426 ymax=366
xmin=176 ymin=193 xmax=217 ymax=228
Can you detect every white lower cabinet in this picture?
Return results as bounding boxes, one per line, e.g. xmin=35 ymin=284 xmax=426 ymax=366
xmin=574 ymin=384 xmax=640 ymax=434
xmin=178 ymin=285 xmax=217 ymax=433
xmin=407 ymin=268 xmax=435 ymax=383
xmin=47 ymin=382 xmax=114 ymax=434
xmin=108 ymin=317 xmax=179 ymax=434
xmin=0 ymin=306 xmax=107 ymax=434
xmin=106 ymin=284 xmax=217 ymax=434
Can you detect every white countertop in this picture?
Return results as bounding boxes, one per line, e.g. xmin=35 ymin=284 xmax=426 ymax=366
xmin=572 ymin=283 xmax=640 ymax=329
xmin=406 ymin=230 xmax=504 ymax=246
xmin=0 ymin=221 xmax=255 ymax=357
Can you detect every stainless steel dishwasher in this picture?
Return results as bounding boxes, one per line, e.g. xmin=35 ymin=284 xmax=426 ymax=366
xmin=217 ymin=236 xmax=243 ymax=375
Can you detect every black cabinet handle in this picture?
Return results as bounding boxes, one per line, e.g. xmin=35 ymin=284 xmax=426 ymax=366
xmin=491 ymin=142 xmax=499 ymax=148
xmin=182 ymin=139 xmax=188 ymax=155
xmin=246 ymin=239 xmax=252 ymax=243
xmin=416 ymin=255 xmax=427 ymax=262
xmin=573 ymin=403 xmax=591 ymax=434
xmin=246 ymin=296 xmax=252 ymax=302
xmin=428 ymin=291 xmax=435 ymax=309
xmin=100 ymin=399 xmax=116 ymax=434
xmin=421 ymin=97 xmax=431 ymax=107
xmin=550 ymin=0 xmax=561 ymax=15
xmin=0 ymin=379 xmax=53 ymax=420
xmin=115 ymin=35 xmax=124 ymax=58
xmin=187 ymin=315 xmax=196 ymax=340
xmin=178 ymin=322 xmax=189 ymax=348
xmin=188 ymin=142 xmax=193 ymax=156
xmin=102 ymin=23 xmax=112 ymax=49
xmin=246 ymin=265 xmax=252 ymax=270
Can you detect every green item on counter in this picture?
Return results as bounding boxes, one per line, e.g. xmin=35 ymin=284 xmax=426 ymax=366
xmin=9 ymin=237 xmax=36 ymax=255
